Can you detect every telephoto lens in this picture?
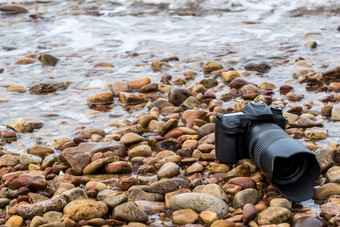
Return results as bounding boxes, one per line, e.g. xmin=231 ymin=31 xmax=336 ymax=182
xmin=247 ymin=122 xmax=320 ymax=201
xmin=215 ymin=102 xmax=320 ymax=201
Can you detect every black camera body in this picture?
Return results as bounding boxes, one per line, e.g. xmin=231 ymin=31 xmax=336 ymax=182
xmin=215 ymin=102 xmax=286 ymax=164
xmin=215 ymin=102 xmax=320 ymax=202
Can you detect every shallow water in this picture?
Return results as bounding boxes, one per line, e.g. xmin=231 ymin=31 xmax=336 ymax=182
xmin=0 ymin=0 xmax=340 ymax=216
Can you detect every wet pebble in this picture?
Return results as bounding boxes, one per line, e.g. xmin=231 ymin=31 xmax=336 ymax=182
xmin=326 ymin=166 xmax=340 ymax=183
xmin=128 ymin=77 xmax=151 ymax=89
xmin=103 ymin=193 xmax=128 ymax=208
xmin=39 ymin=54 xmax=59 ymax=66
xmin=168 ymin=88 xmax=193 ymax=106
xmin=111 ymin=81 xmax=132 ymax=95
xmin=257 ymin=207 xmax=292 ymax=225
xmin=331 ymin=104 xmax=340 ymax=120
xmin=315 ymin=183 xmax=340 ymax=199
xmin=7 ymin=118 xmax=43 ymax=133
xmin=157 ymin=162 xmax=180 ymax=178
xmin=270 ymin=198 xmax=292 ymax=209
xmin=232 ymin=188 xmax=259 ymax=209
xmin=242 ymin=203 xmax=257 ymax=225
xmin=186 ymin=162 xmax=204 ymax=174
xmin=149 ymin=178 xmax=188 ymax=195
xmin=292 ymin=217 xmax=323 ymax=227
xmin=304 ymin=127 xmax=328 ymax=139
xmin=172 ymin=209 xmax=199 ymax=224
xmin=0 ymin=4 xmax=27 ymax=13
xmin=120 ymin=133 xmax=144 ymax=145
xmin=200 ymin=210 xmax=218 ymax=224
xmin=168 ymin=192 xmax=228 ymax=218
xmin=203 ymin=61 xmax=223 ymax=72
xmin=128 ymin=145 xmax=152 ymax=159
xmin=4 ymin=215 xmax=23 ymax=227
xmin=113 ymin=202 xmax=148 ymax=223
xmin=105 ymin=161 xmax=132 ymax=174
xmin=244 ymin=62 xmax=271 ymax=73
xmin=19 ymin=153 xmax=42 ymax=165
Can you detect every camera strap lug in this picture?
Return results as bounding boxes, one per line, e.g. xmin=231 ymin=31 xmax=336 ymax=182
xmin=213 ymin=114 xmax=222 ymax=120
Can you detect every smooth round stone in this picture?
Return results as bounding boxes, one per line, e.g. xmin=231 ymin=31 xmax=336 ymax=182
xmin=300 ymin=113 xmax=316 ymax=121
xmin=128 ymin=77 xmax=151 ymax=89
xmin=120 ymin=133 xmax=144 ymax=145
xmin=105 ymin=161 xmax=132 ymax=174
xmin=7 ymin=85 xmax=27 ymax=93
xmin=243 ymin=203 xmax=257 ymax=225
xmin=63 ymin=199 xmax=108 ymax=221
xmin=7 ymin=117 xmax=43 ymax=133
xmin=283 ymin=113 xmax=299 ymax=124
xmin=27 ymin=145 xmax=54 ymax=157
xmin=112 ymin=81 xmax=132 ymax=95
xmin=211 ymin=220 xmax=235 ymax=227
xmin=4 ymin=215 xmax=23 ymax=227
xmin=62 ymin=188 xmax=88 ymax=202
xmin=326 ymin=166 xmax=340 ymax=183
xmin=168 ymin=88 xmax=193 ymax=106
xmin=30 ymin=216 xmax=48 ymax=227
xmin=203 ymin=61 xmax=223 ymax=72
xmin=85 ymin=181 xmax=107 ymax=191
xmin=201 ymin=184 xmax=229 ymax=202
xmin=172 ymin=209 xmax=199 ymax=224
xmin=207 ymin=162 xmax=230 ymax=173
xmin=97 ymin=189 xmax=115 ymax=201
xmin=270 ymin=198 xmax=292 ymax=209
xmin=181 ymin=96 xmax=200 ymax=109
xmin=257 ymin=207 xmax=292 ymax=225
xmin=43 ymin=211 xmax=63 ymax=223
xmin=0 ymin=198 xmax=10 ymax=208
xmin=148 ymin=120 xmax=162 ymax=132
xmin=228 ymin=177 xmax=256 ymax=189
xmin=315 ymin=183 xmax=340 ymax=199
xmin=113 ymin=202 xmax=148 ymax=223
xmin=128 ymin=145 xmax=152 ymax=159
xmin=19 ymin=153 xmax=42 ymax=165
xmin=186 ymin=162 xmax=204 ymax=174
xmin=232 ymin=188 xmax=259 ymax=209
xmin=182 ymin=140 xmax=198 ymax=149
xmin=304 ymin=127 xmax=328 ymax=139
xmin=157 ymin=162 xmax=180 ymax=178
xmin=331 ymin=104 xmax=340 ymax=120
xmin=87 ymin=92 xmax=113 ymax=104
xmin=198 ymin=123 xmax=215 ymax=138
xmin=200 ymin=210 xmax=218 ymax=224
xmin=168 ymin=193 xmax=228 ymax=218
xmin=0 ymin=154 xmax=19 ymax=166
xmin=222 ymin=71 xmax=240 ymax=83
xmin=137 ymin=115 xmax=157 ymax=128
xmin=103 ymin=193 xmax=128 ymax=209
xmin=292 ymin=217 xmax=323 ymax=227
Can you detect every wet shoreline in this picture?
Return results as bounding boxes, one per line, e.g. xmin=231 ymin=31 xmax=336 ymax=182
xmin=0 ymin=1 xmax=340 ymax=226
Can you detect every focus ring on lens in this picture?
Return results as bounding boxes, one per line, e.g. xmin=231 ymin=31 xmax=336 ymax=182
xmin=248 ymin=123 xmax=290 ymax=169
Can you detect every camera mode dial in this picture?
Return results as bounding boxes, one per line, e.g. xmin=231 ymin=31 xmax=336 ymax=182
xmin=227 ymin=118 xmax=240 ymax=127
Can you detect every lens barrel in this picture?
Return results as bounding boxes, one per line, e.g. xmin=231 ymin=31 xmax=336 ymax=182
xmin=247 ymin=123 xmax=320 ymax=201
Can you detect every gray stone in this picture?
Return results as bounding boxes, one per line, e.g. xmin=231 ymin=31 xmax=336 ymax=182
xmin=232 ymin=188 xmax=259 ymax=209
xmin=19 ymin=153 xmax=42 ymax=165
xmin=168 ymin=192 xmax=228 ymax=218
xmin=103 ymin=193 xmax=128 ymax=209
xmin=62 ymin=188 xmax=88 ymax=202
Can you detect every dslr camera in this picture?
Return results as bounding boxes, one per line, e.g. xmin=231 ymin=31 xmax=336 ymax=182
xmin=215 ymin=102 xmax=320 ymax=201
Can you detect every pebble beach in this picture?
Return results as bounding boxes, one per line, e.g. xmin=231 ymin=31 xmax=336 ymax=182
xmin=0 ymin=0 xmax=340 ymax=226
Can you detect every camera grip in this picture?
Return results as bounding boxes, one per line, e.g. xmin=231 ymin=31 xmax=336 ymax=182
xmin=215 ymin=125 xmax=239 ymax=164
